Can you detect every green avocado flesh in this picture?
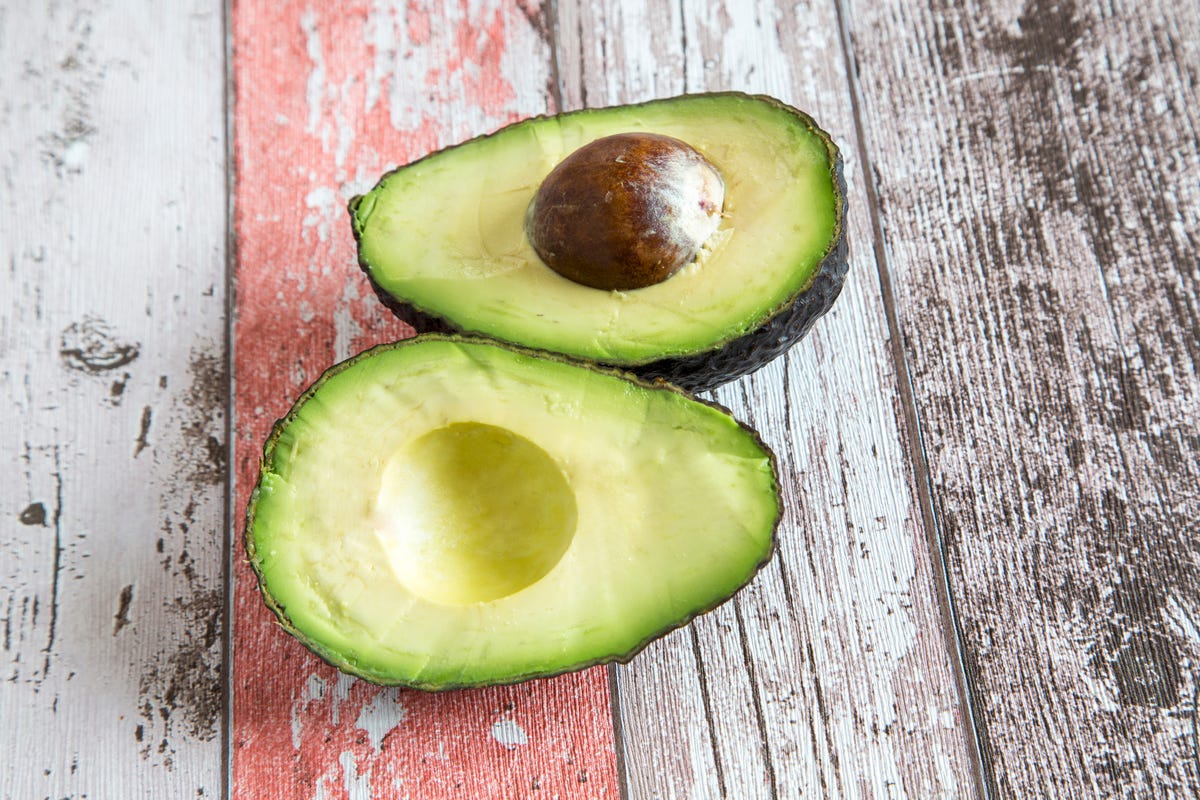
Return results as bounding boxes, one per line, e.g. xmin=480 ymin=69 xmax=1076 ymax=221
xmin=246 ymin=336 xmax=780 ymax=689
xmin=351 ymin=93 xmax=843 ymax=378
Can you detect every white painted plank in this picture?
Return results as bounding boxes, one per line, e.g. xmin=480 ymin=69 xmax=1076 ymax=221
xmin=554 ymin=0 xmax=980 ymax=796
xmin=0 ymin=1 xmax=227 ymax=797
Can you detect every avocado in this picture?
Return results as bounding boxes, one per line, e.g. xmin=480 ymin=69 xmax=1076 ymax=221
xmin=350 ymin=92 xmax=847 ymax=392
xmin=245 ymin=335 xmax=780 ymax=689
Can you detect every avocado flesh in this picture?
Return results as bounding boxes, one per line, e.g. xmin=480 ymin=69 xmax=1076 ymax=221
xmin=351 ymin=93 xmax=846 ymax=390
xmin=246 ymin=335 xmax=780 ymax=689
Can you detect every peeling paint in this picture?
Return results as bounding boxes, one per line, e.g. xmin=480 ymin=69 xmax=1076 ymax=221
xmin=330 ymin=671 xmax=356 ymax=726
xmin=300 ymin=9 xmax=327 ymax=135
xmin=133 ymin=405 xmax=152 ymax=457
xmin=36 ymin=7 xmax=101 ymax=178
xmin=18 ymin=502 xmax=46 ymax=526
xmin=112 ymin=584 xmax=133 ymax=635
xmin=355 ymin=688 xmax=407 ymax=753
xmin=363 ymin=0 xmax=398 ymax=115
xmin=180 ymin=349 xmax=226 ymax=486
xmin=333 ymin=280 xmax=365 ymax=363
xmin=291 ymin=672 xmax=329 ymax=749
xmin=340 ymin=749 xmax=373 ymax=800
xmin=491 ymin=718 xmax=528 ymax=749
xmin=137 ymin=589 xmax=222 ymax=762
xmin=109 ymin=372 xmax=130 ymax=404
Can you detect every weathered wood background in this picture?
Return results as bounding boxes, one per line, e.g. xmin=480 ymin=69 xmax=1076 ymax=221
xmin=2 ymin=0 xmax=1197 ymax=798
xmin=0 ymin=2 xmax=228 ymax=798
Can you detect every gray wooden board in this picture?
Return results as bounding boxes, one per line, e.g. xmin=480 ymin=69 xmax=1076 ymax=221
xmin=554 ymin=1 xmax=982 ymax=797
xmin=0 ymin=1 xmax=228 ymax=798
xmin=844 ymin=0 xmax=1200 ymax=795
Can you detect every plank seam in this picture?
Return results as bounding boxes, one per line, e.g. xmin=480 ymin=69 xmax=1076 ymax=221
xmin=221 ymin=0 xmax=237 ymax=794
xmin=607 ymin=664 xmax=632 ymax=800
xmin=688 ymin=625 xmax=728 ymax=799
xmin=576 ymin=4 xmax=589 ymax=109
xmin=678 ymin=0 xmax=689 ymax=90
xmin=831 ymin=1 xmax=994 ymax=797
xmin=732 ymin=596 xmax=778 ymax=800
xmin=43 ymin=448 xmax=63 ymax=681
xmin=545 ymin=0 xmax=564 ymax=113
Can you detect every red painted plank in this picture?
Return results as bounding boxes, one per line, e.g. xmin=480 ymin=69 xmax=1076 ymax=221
xmin=231 ymin=2 xmax=619 ymax=796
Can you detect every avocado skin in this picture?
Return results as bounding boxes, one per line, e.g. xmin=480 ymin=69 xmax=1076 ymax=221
xmin=348 ymin=92 xmax=848 ymax=393
xmin=244 ymin=334 xmax=782 ymax=690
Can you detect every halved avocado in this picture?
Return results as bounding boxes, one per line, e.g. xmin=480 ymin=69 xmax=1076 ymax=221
xmin=245 ymin=335 xmax=780 ymax=689
xmin=350 ymin=93 xmax=847 ymax=392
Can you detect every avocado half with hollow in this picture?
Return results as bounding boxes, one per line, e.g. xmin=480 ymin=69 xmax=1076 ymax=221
xmin=245 ymin=335 xmax=780 ymax=689
xmin=350 ymin=93 xmax=847 ymax=392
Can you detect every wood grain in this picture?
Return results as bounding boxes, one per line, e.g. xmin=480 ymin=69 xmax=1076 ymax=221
xmin=6 ymin=1 xmax=1192 ymax=796
xmin=844 ymin=0 xmax=1200 ymax=795
xmin=555 ymin=1 xmax=982 ymax=797
xmin=230 ymin=2 xmax=619 ymax=797
xmin=0 ymin=1 xmax=228 ymax=797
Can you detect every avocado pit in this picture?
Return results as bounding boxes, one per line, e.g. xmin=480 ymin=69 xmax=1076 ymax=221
xmin=526 ymin=132 xmax=725 ymax=290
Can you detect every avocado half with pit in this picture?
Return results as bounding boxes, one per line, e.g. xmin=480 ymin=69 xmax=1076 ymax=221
xmin=350 ymin=93 xmax=847 ymax=392
xmin=245 ymin=335 xmax=780 ymax=689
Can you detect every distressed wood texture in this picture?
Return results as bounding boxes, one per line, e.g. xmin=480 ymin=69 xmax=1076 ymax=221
xmin=230 ymin=2 xmax=619 ymax=798
xmin=845 ymin=0 xmax=1200 ymax=796
xmin=553 ymin=1 xmax=981 ymax=797
xmin=0 ymin=1 xmax=228 ymax=798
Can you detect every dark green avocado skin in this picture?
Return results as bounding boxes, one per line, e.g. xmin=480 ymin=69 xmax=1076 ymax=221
xmin=349 ymin=93 xmax=849 ymax=393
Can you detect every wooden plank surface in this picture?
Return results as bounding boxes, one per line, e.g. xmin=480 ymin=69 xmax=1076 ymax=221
xmin=230 ymin=3 xmax=619 ymax=798
xmin=0 ymin=1 xmax=228 ymax=798
xmin=6 ymin=0 xmax=1197 ymax=797
xmin=555 ymin=1 xmax=981 ymax=798
xmin=844 ymin=0 xmax=1200 ymax=795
